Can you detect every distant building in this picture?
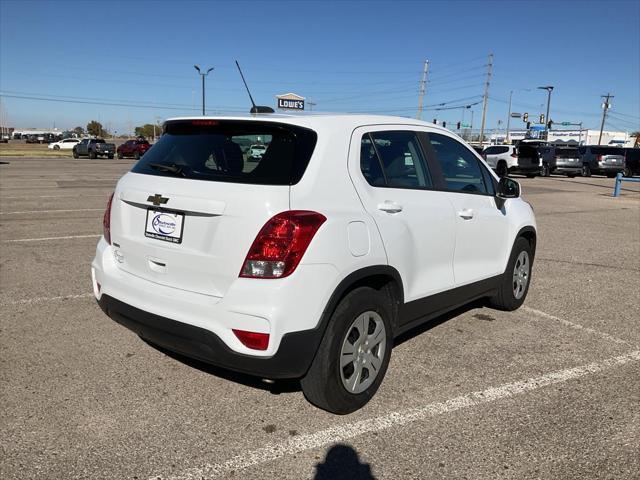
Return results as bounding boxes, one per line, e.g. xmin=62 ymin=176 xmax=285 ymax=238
xmin=496 ymin=129 xmax=630 ymax=146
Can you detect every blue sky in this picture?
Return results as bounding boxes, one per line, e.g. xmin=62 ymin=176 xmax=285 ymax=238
xmin=1 ymin=0 xmax=638 ymax=134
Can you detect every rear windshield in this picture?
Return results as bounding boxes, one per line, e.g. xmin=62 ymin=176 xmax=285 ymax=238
xmin=555 ymin=148 xmax=578 ymax=158
xmin=484 ymin=146 xmax=509 ymax=154
xmin=93 ymin=139 xmax=105 ymax=143
xmin=131 ymin=120 xmax=317 ymax=185
xmin=516 ymin=145 xmax=538 ymax=158
xmin=591 ymin=147 xmax=624 ymax=155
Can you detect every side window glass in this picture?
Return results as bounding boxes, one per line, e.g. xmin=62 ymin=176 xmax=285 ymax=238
xmin=428 ymin=133 xmax=488 ymax=194
xmin=362 ymin=131 xmax=432 ymax=188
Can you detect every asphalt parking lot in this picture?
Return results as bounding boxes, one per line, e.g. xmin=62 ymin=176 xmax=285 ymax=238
xmin=1 ymin=157 xmax=639 ymax=480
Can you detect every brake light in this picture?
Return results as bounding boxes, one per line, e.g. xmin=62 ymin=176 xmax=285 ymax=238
xmin=232 ymin=329 xmax=269 ymax=350
xmin=240 ymin=210 xmax=327 ymax=279
xmin=511 ymin=152 xmax=518 ymax=158
xmin=596 ymin=154 xmax=603 ymax=162
xmin=103 ymin=192 xmax=114 ymax=245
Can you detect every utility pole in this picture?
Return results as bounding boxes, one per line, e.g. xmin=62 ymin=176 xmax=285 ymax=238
xmin=307 ymin=100 xmax=317 ymax=111
xmin=598 ymin=93 xmax=613 ymax=145
xmin=478 ymin=53 xmax=493 ymax=146
xmin=505 ymin=90 xmax=513 ymax=144
xmin=416 ymin=59 xmax=429 ymax=120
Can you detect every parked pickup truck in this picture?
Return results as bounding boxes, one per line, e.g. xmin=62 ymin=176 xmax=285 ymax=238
xmin=116 ymin=139 xmax=151 ymax=159
xmin=73 ymin=138 xmax=116 ymax=159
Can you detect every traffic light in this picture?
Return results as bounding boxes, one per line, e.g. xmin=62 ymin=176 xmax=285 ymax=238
xmin=526 ymin=122 xmax=531 ymax=129
xmin=456 ymin=122 xmax=461 ymax=129
xmin=523 ymin=112 xmax=529 ymax=122
xmin=547 ymin=120 xmax=553 ymax=129
xmin=442 ymin=121 xmax=447 ymax=128
xmin=539 ymin=114 xmax=545 ymax=124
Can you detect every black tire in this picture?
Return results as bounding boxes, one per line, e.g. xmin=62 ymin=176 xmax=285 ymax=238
xmin=53 ymin=145 xmax=60 ymax=150
xmin=526 ymin=173 xmax=536 ymax=178
xmin=566 ymin=173 xmax=576 ymax=178
xmin=488 ymin=237 xmax=533 ymax=312
xmin=496 ymin=161 xmax=508 ymax=178
xmin=623 ymin=167 xmax=633 ymax=178
xmin=89 ymin=150 xmax=96 ymax=159
xmin=582 ymin=164 xmax=591 ymax=177
xmin=108 ymin=154 xmax=114 ymax=159
xmin=134 ymin=151 xmax=140 ymax=160
xmin=301 ymin=286 xmax=394 ymax=414
xmin=606 ymin=173 xmax=617 ymax=178
xmin=541 ymin=163 xmax=550 ymax=177
xmin=72 ymin=149 xmax=79 ymax=159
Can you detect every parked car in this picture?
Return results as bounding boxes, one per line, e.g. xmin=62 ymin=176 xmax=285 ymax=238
xmin=578 ymin=146 xmax=625 ymax=177
xmin=482 ymin=144 xmax=539 ymax=178
xmin=73 ymin=138 xmax=116 ymax=159
xmin=48 ymin=138 xmax=81 ymax=150
xmin=537 ymin=145 xmax=581 ymax=177
xmin=248 ymin=144 xmax=267 ymax=161
xmin=93 ymin=115 xmax=537 ymax=414
xmin=117 ymin=139 xmax=151 ymax=159
xmin=623 ymin=148 xmax=640 ymax=177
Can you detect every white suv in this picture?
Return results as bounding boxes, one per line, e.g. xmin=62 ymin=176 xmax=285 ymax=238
xmin=92 ymin=115 xmax=537 ymax=414
xmin=483 ymin=144 xmax=540 ymax=178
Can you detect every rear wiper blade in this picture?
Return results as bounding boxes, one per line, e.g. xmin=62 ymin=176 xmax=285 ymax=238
xmin=148 ymin=163 xmax=186 ymax=177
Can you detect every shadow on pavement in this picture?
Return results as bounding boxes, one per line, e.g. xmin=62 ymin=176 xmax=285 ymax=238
xmin=314 ymin=444 xmax=376 ymax=480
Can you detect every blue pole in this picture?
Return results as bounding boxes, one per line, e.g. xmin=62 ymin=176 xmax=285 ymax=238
xmin=613 ymin=173 xmax=622 ymax=197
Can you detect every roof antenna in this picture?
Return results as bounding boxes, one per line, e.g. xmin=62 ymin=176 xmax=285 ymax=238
xmin=235 ymin=60 xmax=275 ymax=114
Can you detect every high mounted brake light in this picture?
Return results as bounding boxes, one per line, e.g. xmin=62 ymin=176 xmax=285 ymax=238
xmin=240 ymin=211 xmax=326 ymax=279
xmin=103 ymin=192 xmax=114 ymax=245
xmin=191 ymin=120 xmax=218 ymax=126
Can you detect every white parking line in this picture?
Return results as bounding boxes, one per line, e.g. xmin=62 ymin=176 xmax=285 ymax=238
xmin=1 ymin=293 xmax=94 ymax=306
xmin=523 ymin=306 xmax=632 ymax=346
xmin=1 ymin=208 xmax=104 ymax=215
xmin=4 ymin=234 xmax=100 ymax=243
xmin=156 ymin=350 xmax=640 ymax=480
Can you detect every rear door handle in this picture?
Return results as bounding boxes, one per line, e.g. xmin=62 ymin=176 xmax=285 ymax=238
xmin=378 ymin=201 xmax=403 ymax=214
xmin=457 ymin=209 xmax=474 ymax=220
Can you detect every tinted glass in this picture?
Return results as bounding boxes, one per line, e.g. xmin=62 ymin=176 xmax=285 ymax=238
xmin=591 ymin=147 xmax=624 ymax=155
xmin=428 ymin=133 xmax=488 ymax=194
xmin=555 ymin=148 xmax=579 ymax=158
xmin=484 ymin=146 xmax=509 ymax=154
xmin=361 ymin=131 xmax=432 ymax=188
xmin=132 ymin=120 xmax=317 ymax=185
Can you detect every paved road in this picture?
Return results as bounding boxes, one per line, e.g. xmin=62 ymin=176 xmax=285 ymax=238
xmin=1 ymin=157 xmax=639 ymax=479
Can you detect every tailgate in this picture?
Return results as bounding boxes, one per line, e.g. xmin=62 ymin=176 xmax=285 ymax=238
xmin=111 ymin=174 xmax=289 ymax=297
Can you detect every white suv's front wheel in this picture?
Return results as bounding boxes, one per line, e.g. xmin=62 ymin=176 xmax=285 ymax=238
xmin=301 ymin=286 xmax=393 ymax=414
xmin=488 ymin=237 xmax=533 ymax=311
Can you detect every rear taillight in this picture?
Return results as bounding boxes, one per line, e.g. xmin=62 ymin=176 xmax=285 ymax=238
xmin=511 ymin=152 xmax=518 ymax=158
xmin=596 ymin=154 xmax=603 ymax=162
xmin=232 ymin=329 xmax=269 ymax=350
xmin=103 ymin=192 xmax=114 ymax=245
xmin=240 ymin=210 xmax=326 ymax=279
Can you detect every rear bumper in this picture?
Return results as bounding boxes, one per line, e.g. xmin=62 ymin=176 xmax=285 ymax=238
xmin=91 ymin=237 xmax=338 ymax=377
xmin=553 ymin=164 xmax=581 ymax=173
xmin=98 ymin=294 xmax=321 ymax=378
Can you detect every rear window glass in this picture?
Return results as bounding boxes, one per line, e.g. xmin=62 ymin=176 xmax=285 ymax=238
xmin=484 ymin=146 xmax=509 ymax=154
xmin=516 ymin=145 xmax=538 ymax=158
xmin=591 ymin=147 xmax=624 ymax=155
xmin=555 ymin=148 xmax=579 ymax=158
xmin=131 ymin=120 xmax=317 ymax=185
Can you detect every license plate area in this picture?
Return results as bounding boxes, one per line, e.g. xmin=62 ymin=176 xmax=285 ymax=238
xmin=145 ymin=208 xmax=184 ymax=244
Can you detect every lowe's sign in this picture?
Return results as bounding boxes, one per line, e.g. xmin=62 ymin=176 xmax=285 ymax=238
xmin=276 ymin=93 xmax=305 ymax=111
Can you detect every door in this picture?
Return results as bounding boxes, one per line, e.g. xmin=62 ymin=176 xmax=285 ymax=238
xmin=425 ymin=132 xmax=509 ymax=286
xmin=349 ymin=127 xmax=456 ymax=303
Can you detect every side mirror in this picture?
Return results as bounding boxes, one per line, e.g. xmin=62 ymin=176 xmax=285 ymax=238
xmin=497 ymin=177 xmax=520 ymax=198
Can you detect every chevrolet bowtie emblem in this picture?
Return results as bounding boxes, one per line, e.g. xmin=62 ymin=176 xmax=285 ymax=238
xmin=147 ymin=194 xmax=169 ymax=206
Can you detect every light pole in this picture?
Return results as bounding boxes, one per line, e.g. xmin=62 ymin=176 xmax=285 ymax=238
xmin=538 ymin=85 xmax=553 ymax=139
xmin=194 ymin=65 xmax=214 ymax=115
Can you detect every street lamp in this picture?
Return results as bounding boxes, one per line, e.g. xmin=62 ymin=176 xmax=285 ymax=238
xmin=537 ymin=85 xmax=554 ymax=139
xmin=194 ymin=65 xmax=214 ymax=115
